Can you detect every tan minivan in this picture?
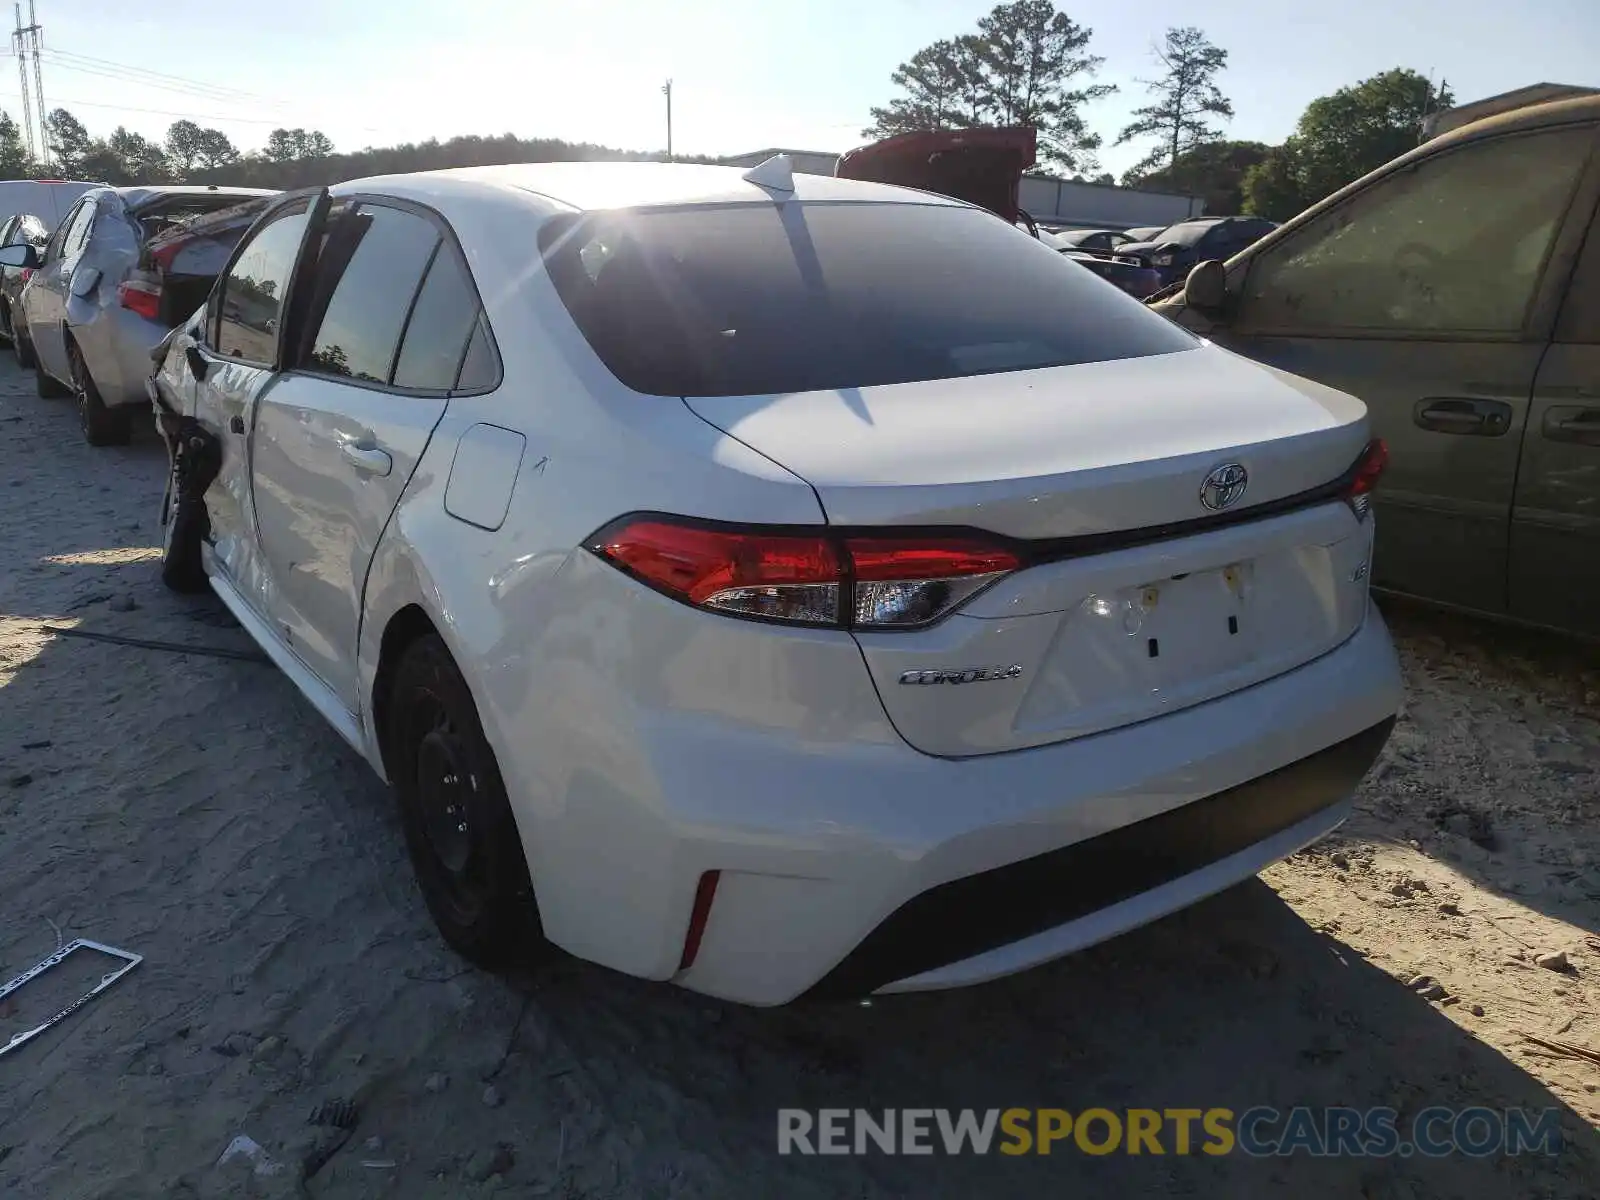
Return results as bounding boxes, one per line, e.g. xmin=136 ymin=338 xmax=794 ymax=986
xmin=1153 ymin=97 xmax=1600 ymax=639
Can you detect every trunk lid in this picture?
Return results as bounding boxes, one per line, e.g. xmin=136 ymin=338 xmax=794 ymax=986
xmin=683 ymin=344 xmax=1368 ymax=537
xmin=834 ymin=126 xmax=1037 ymax=223
xmin=137 ymin=196 xmax=276 ymax=326
xmin=686 ymin=344 xmax=1377 ymax=756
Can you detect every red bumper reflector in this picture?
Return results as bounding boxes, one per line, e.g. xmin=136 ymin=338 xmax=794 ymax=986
xmin=678 ymin=870 xmax=721 ymax=971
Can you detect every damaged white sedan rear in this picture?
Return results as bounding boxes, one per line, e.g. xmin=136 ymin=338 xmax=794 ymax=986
xmin=147 ymin=160 xmax=1403 ymax=1005
xmin=0 ymin=184 xmax=274 ymax=444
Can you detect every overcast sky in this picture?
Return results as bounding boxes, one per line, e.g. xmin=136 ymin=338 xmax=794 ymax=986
xmin=10 ymin=0 xmax=1598 ymax=177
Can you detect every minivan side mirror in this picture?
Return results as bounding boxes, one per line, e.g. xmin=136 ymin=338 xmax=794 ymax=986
xmin=184 ymin=343 xmax=210 ymax=382
xmin=1183 ymin=259 xmax=1228 ymax=314
xmin=0 ymin=242 xmax=39 ymax=269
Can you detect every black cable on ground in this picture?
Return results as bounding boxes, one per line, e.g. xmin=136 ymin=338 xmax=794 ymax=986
xmin=37 ymin=625 xmax=271 ymax=664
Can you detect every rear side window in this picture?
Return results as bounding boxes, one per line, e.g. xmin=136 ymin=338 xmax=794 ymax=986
xmin=215 ymin=201 xmax=309 ymax=363
xmin=300 ymin=203 xmax=439 ymax=383
xmin=539 ymin=201 xmax=1195 ymax=397
xmin=42 ymin=204 xmax=77 ymax=263
xmin=391 ymin=245 xmax=481 ymax=390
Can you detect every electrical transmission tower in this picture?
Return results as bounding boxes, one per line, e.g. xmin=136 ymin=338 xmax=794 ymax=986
xmin=11 ymin=0 xmax=46 ymax=169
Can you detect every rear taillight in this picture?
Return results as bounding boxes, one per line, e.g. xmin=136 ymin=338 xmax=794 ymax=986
xmin=587 ymin=517 xmax=1020 ymax=629
xmin=1344 ymin=438 xmax=1388 ymax=520
xmin=19 ymin=267 xmax=31 ymax=284
xmin=118 ymin=279 xmax=161 ymax=321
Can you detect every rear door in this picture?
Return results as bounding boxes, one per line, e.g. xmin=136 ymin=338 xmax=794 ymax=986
xmin=27 ymin=197 xmax=95 ymax=378
xmin=1205 ymin=123 xmax=1600 ymax=612
xmin=1510 ymin=197 xmax=1600 ymax=635
xmin=188 ymin=190 xmax=328 ymax=604
xmin=248 ymin=197 xmax=481 ymax=710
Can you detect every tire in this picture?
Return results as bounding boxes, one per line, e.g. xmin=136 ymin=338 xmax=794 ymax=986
xmin=386 ymin=634 xmax=546 ymax=967
xmin=34 ymin=355 xmax=68 ymax=398
xmin=158 ymin=453 xmax=208 ymax=593
xmin=0 ymin=302 xmax=12 ymax=345
xmin=71 ymin=342 xmax=130 ymax=446
xmin=14 ymin=323 xmax=36 ymax=369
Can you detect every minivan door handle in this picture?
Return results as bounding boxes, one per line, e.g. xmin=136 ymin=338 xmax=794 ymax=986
xmin=1413 ymin=398 xmax=1512 ymax=436
xmin=1544 ymin=405 xmax=1600 ymax=447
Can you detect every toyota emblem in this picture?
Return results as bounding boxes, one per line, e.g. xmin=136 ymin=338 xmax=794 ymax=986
xmin=1200 ymin=462 xmax=1249 ymax=511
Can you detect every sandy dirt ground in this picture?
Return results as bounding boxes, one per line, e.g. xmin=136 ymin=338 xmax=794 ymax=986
xmin=0 ymin=355 xmax=1597 ymax=1199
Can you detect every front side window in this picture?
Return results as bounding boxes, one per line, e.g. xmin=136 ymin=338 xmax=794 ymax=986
xmin=215 ymin=201 xmax=310 ymax=363
xmin=540 ymin=201 xmax=1196 ymax=397
xmin=299 ymin=203 xmax=439 ymax=383
xmin=1239 ymin=127 xmax=1595 ymax=335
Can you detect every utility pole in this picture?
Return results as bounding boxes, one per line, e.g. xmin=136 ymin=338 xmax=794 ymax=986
xmin=11 ymin=4 xmax=34 ymax=164
xmin=662 ymin=78 xmax=672 ymax=161
xmin=28 ymin=0 xmax=45 ymax=165
xmin=11 ymin=0 xmax=45 ymax=169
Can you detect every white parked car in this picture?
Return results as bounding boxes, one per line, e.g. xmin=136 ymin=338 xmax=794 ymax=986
xmin=0 ymin=184 xmax=275 ymax=444
xmin=148 ymin=159 xmax=1403 ymax=1006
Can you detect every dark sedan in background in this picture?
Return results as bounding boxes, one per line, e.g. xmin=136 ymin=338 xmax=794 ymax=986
xmin=1057 ymin=247 xmax=1162 ymax=298
xmin=1120 ymin=215 xmax=1278 ymax=285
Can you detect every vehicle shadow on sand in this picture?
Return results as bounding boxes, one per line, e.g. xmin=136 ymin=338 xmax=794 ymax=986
xmin=1358 ymin=597 xmax=1600 ymax=939
xmin=528 ymin=875 xmax=1600 ymax=1198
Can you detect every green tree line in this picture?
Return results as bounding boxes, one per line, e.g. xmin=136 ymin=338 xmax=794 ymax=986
xmin=0 ymin=106 xmax=717 ymax=192
xmin=869 ymin=1 xmax=1455 ymax=220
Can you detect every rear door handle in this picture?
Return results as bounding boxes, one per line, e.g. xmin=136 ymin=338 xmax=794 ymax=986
xmin=1413 ymin=397 xmax=1512 ymax=436
xmin=339 ymin=437 xmax=392 ymax=477
xmin=1544 ymin=405 xmax=1600 ymax=447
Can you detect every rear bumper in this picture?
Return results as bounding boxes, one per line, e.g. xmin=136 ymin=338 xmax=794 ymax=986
xmin=80 ymin=306 xmax=169 ymax=408
xmin=506 ymin=584 xmax=1402 ymax=1005
xmin=809 ymin=716 xmax=1391 ymax=999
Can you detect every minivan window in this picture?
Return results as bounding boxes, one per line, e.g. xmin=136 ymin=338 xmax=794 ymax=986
xmin=391 ymin=244 xmax=481 ymax=390
xmin=300 ymin=203 xmax=439 ymax=383
xmin=1239 ymin=127 xmax=1594 ymax=335
xmin=215 ymin=201 xmax=309 ymax=363
xmin=539 ymin=201 xmax=1196 ymax=397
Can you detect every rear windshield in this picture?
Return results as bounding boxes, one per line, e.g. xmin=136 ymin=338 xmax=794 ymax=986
xmin=538 ymin=202 xmax=1196 ymax=397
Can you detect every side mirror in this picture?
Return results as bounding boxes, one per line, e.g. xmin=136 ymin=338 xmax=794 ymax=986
xmin=1183 ymin=259 xmax=1228 ymax=313
xmin=0 ymin=242 xmax=39 ymax=269
xmin=184 ymin=343 xmax=210 ymax=382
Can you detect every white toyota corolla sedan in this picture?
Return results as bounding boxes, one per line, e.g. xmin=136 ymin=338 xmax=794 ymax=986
xmin=149 ymin=157 xmax=1403 ymax=1005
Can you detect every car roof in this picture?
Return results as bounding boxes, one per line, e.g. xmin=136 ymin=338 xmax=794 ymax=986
xmin=1448 ymin=92 xmax=1600 ymax=142
xmin=331 ymin=161 xmax=971 ymax=214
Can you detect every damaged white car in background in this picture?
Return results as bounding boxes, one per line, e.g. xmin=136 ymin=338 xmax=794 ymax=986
xmin=0 ymin=184 xmax=274 ymax=445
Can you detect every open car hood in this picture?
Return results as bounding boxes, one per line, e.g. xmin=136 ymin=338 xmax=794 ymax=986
xmin=834 ymin=126 xmax=1036 ymax=223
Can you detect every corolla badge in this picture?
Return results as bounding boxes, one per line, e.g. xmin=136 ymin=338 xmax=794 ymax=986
xmin=1199 ymin=462 xmax=1249 ymax=511
xmin=898 ymin=665 xmax=1023 ymax=685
